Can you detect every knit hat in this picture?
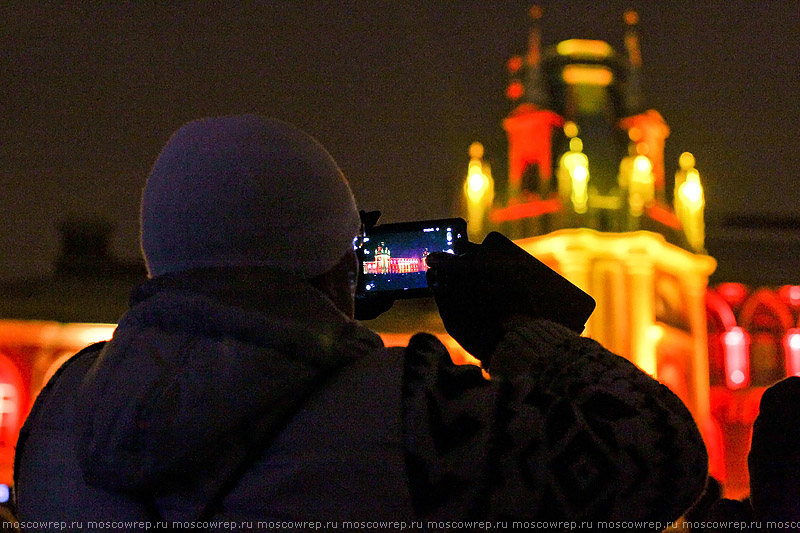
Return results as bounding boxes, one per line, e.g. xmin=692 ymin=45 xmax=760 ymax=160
xmin=141 ymin=115 xmax=360 ymax=278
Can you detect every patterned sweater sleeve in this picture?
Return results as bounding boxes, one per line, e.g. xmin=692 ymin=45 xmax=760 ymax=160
xmin=403 ymin=318 xmax=708 ymax=527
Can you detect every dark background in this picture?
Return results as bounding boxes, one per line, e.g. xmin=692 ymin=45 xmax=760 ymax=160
xmin=3 ymin=2 xmax=799 ymax=283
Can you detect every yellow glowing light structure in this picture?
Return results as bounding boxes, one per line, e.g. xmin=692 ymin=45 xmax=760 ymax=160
xmin=558 ymin=137 xmax=590 ymax=214
xmin=571 ymin=165 xmax=589 ymax=214
xmin=644 ymin=324 xmax=665 ymax=377
xmin=674 ymin=152 xmax=705 ymax=252
xmin=681 ymin=172 xmax=703 ymax=205
xmin=556 ymin=39 xmax=613 ymax=59
xmin=628 ymin=154 xmax=655 ymax=216
xmin=563 ymin=121 xmax=579 ymax=139
xmin=678 ymin=151 xmax=695 ymax=172
xmin=561 ymin=65 xmax=613 ymax=87
xmin=463 ymin=142 xmax=494 ymax=240
xmin=515 ymin=229 xmax=716 ymax=422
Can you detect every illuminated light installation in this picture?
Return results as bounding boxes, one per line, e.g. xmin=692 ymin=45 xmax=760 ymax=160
xmin=517 ymin=229 xmax=715 ymax=386
xmin=556 ymin=39 xmax=613 ymax=58
xmin=507 ymin=55 xmax=524 ymax=73
xmin=463 ymin=142 xmax=494 ymax=241
xmin=506 ymin=81 xmax=525 ymax=100
xmin=619 ymin=110 xmax=670 ymax=200
xmin=704 ymin=284 xmax=800 ymax=495
xmin=717 ymin=282 xmax=749 ymax=308
xmin=563 ymin=120 xmax=579 ymax=138
xmin=0 ymin=356 xmax=22 ymax=451
xmin=557 ymin=136 xmax=590 ymax=214
xmin=622 ymin=10 xmax=645 ymax=121
xmin=503 ymin=104 xmax=564 ymax=199
xmin=0 ymin=385 xmax=18 ymax=447
xmin=628 ymin=154 xmax=655 ymax=216
xmin=674 ymin=152 xmax=706 ymax=252
xmin=561 ymin=65 xmax=613 ymax=86
xmin=480 ymin=6 xmax=705 ymax=245
xmin=458 ymin=6 xmax=725 ymax=490
xmin=780 ymin=285 xmax=800 ymax=307
xmin=723 ymin=327 xmax=750 ymax=389
xmin=784 ymin=329 xmax=800 ymax=376
xmin=489 ymin=195 xmax=562 ymax=224
xmin=502 ymin=6 xmax=564 ymax=201
xmin=0 ymin=352 xmax=25 ymax=483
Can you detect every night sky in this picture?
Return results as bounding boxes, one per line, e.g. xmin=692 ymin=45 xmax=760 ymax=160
xmin=3 ymin=2 xmax=799 ymax=281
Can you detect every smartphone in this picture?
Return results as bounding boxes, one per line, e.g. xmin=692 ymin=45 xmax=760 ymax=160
xmin=476 ymin=231 xmax=596 ymax=333
xmin=355 ymin=218 xmax=469 ymax=300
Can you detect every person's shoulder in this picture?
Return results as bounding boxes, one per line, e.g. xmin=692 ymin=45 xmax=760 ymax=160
xmin=14 ymin=341 xmax=107 ymax=489
xmin=31 ymin=341 xmax=106 ymax=404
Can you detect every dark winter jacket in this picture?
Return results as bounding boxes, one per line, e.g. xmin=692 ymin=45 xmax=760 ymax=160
xmin=15 ymin=267 xmax=708 ymax=530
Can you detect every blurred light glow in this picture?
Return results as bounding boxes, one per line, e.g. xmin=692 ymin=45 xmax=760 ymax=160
xmin=556 ymin=39 xmax=613 ymax=58
xmin=564 ymin=121 xmax=579 ymax=138
xmin=571 ymin=164 xmax=589 ymax=214
xmin=647 ymin=324 xmax=664 ymax=342
xmin=464 ymin=142 xmax=494 ymax=239
xmin=681 ymin=180 xmax=703 ymax=206
xmin=784 ymin=329 xmax=800 ymax=376
xmin=716 ymin=283 xmax=748 ymax=307
xmin=467 ymin=166 xmax=490 ymax=200
xmin=506 ymin=81 xmax=524 ymax=100
xmin=779 ymin=285 xmax=800 ymax=307
xmin=562 ymin=65 xmax=613 ymax=86
xmin=466 ymin=142 xmax=491 ymax=203
xmin=679 ymin=151 xmax=696 ymax=170
xmin=791 ymin=286 xmax=800 ymax=305
xmin=507 ymin=55 xmax=523 ymax=74
xmin=723 ymin=327 xmax=750 ymax=390
xmin=634 ymin=155 xmax=652 ymax=173
xmin=63 ymin=324 xmax=117 ymax=347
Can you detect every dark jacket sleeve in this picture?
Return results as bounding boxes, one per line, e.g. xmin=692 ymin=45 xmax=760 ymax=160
xmin=403 ymin=318 xmax=708 ymax=527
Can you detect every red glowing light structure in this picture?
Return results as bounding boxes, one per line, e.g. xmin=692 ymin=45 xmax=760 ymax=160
xmin=723 ymin=327 xmax=750 ymax=390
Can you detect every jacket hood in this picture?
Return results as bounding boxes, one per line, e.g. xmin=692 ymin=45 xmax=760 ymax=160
xmin=75 ymin=268 xmax=383 ymax=498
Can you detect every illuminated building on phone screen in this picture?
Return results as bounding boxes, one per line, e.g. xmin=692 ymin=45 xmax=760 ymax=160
xmin=361 ymin=243 xmax=429 ymax=275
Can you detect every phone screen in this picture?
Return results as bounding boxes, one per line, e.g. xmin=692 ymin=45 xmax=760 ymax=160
xmin=356 ymin=218 xmax=468 ymax=299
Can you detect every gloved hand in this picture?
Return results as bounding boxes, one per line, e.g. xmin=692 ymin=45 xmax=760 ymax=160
xmin=354 ymin=292 xmax=395 ymax=320
xmin=426 ymin=232 xmax=595 ymax=368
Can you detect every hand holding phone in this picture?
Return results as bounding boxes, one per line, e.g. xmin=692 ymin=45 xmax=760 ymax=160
xmin=426 ymin=232 xmax=595 ymax=367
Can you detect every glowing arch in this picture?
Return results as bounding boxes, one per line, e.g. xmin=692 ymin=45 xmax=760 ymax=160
xmin=740 ymin=288 xmax=793 ymax=332
xmin=706 ymin=291 xmax=737 ymax=332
